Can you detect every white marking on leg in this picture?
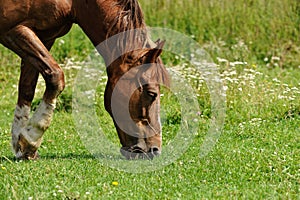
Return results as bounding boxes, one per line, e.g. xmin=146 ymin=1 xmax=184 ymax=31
xmin=15 ymin=150 xmax=23 ymax=159
xmin=11 ymin=105 xmax=31 ymax=154
xmin=24 ymin=100 xmax=56 ymax=145
xmin=11 ymin=100 xmax=56 ymax=156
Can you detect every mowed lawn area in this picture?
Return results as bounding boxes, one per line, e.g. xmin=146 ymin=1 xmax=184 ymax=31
xmin=0 ymin=0 xmax=299 ymax=199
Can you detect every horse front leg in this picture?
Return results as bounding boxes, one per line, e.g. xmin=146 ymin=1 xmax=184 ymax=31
xmin=1 ymin=25 xmax=64 ymax=160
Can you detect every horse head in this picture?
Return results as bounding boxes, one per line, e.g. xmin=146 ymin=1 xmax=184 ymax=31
xmin=104 ymin=40 xmax=169 ymax=159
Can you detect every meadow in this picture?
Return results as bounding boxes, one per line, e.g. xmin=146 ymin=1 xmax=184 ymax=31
xmin=0 ymin=0 xmax=299 ymax=199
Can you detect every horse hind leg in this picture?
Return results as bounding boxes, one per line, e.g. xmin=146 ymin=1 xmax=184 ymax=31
xmin=12 ymin=60 xmax=39 ymax=159
xmin=12 ymin=61 xmax=56 ymax=160
xmin=2 ymin=25 xmax=64 ymax=160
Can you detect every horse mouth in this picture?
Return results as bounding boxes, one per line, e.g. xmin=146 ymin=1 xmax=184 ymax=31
xmin=120 ymin=146 xmax=161 ymax=160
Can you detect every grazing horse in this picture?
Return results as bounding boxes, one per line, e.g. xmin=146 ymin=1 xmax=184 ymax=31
xmin=0 ymin=0 xmax=169 ymax=160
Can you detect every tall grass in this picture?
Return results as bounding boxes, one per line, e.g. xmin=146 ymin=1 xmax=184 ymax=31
xmin=2 ymin=0 xmax=298 ymax=68
xmin=140 ymin=0 xmax=300 ymax=67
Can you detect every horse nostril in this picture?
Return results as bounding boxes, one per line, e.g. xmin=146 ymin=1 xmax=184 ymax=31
xmin=149 ymin=146 xmax=161 ymax=156
xmin=120 ymin=146 xmax=160 ymax=160
xmin=120 ymin=146 xmax=148 ymax=160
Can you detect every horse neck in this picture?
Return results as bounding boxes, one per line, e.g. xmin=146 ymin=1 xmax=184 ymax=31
xmin=72 ymin=0 xmax=152 ymax=65
xmin=71 ymin=0 xmax=116 ymax=45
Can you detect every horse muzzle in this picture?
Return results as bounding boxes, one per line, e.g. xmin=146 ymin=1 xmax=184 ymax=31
xmin=120 ymin=145 xmax=161 ymax=160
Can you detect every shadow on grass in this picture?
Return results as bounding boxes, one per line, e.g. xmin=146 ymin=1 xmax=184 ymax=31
xmin=0 ymin=152 xmax=124 ymax=163
xmin=42 ymin=152 xmax=125 ymax=160
xmin=41 ymin=153 xmax=96 ymax=160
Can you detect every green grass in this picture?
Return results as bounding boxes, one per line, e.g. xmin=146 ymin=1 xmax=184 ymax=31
xmin=1 ymin=0 xmax=300 ymax=199
xmin=141 ymin=0 xmax=300 ymax=68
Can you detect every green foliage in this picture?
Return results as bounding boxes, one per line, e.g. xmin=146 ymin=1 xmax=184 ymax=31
xmin=140 ymin=0 xmax=300 ymax=68
xmin=50 ymin=26 xmax=93 ymax=62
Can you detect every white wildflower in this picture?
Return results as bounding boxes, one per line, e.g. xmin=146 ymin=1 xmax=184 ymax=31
xmin=288 ymin=97 xmax=295 ymax=101
xmin=272 ymin=78 xmax=280 ymax=83
xmin=271 ymin=56 xmax=280 ymax=61
xmin=230 ymin=61 xmax=247 ymax=67
xmin=217 ymin=57 xmax=228 ymax=63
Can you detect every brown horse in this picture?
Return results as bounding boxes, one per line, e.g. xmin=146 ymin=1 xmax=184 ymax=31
xmin=0 ymin=0 xmax=169 ymax=160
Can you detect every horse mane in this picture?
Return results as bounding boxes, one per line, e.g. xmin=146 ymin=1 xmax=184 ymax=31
xmin=104 ymin=0 xmax=151 ymax=60
xmin=106 ymin=0 xmax=146 ymax=37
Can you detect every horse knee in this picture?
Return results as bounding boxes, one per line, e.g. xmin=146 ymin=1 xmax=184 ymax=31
xmin=44 ymin=67 xmax=65 ymax=95
xmin=54 ymin=70 xmax=65 ymax=93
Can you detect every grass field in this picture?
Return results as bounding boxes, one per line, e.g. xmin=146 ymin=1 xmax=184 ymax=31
xmin=0 ymin=0 xmax=299 ymax=199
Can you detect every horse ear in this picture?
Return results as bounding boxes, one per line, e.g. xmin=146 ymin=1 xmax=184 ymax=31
xmin=146 ymin=40 xmax=166 ymax=63
xmin=154 ymin=39 xmax=161 ymax=45
xmin=156 ymin=40 xmax=165 ymax=50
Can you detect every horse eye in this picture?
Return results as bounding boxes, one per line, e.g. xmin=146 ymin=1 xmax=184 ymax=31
xmin=147 ymin=91 xmax=158 ymax=99
xmin=127 ymin=55 xmax=134 ymax=61
xmin=137 ymin=56 xmax=145 ymax=64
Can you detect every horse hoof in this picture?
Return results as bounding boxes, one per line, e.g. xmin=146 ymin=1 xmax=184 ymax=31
xmin=16 ymin=151 xmax=39 ymax=161
xmin=26 ymin=151 xmax=40 ymax=160
xmin=14 ymin=134 xmax=40 ymax=160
